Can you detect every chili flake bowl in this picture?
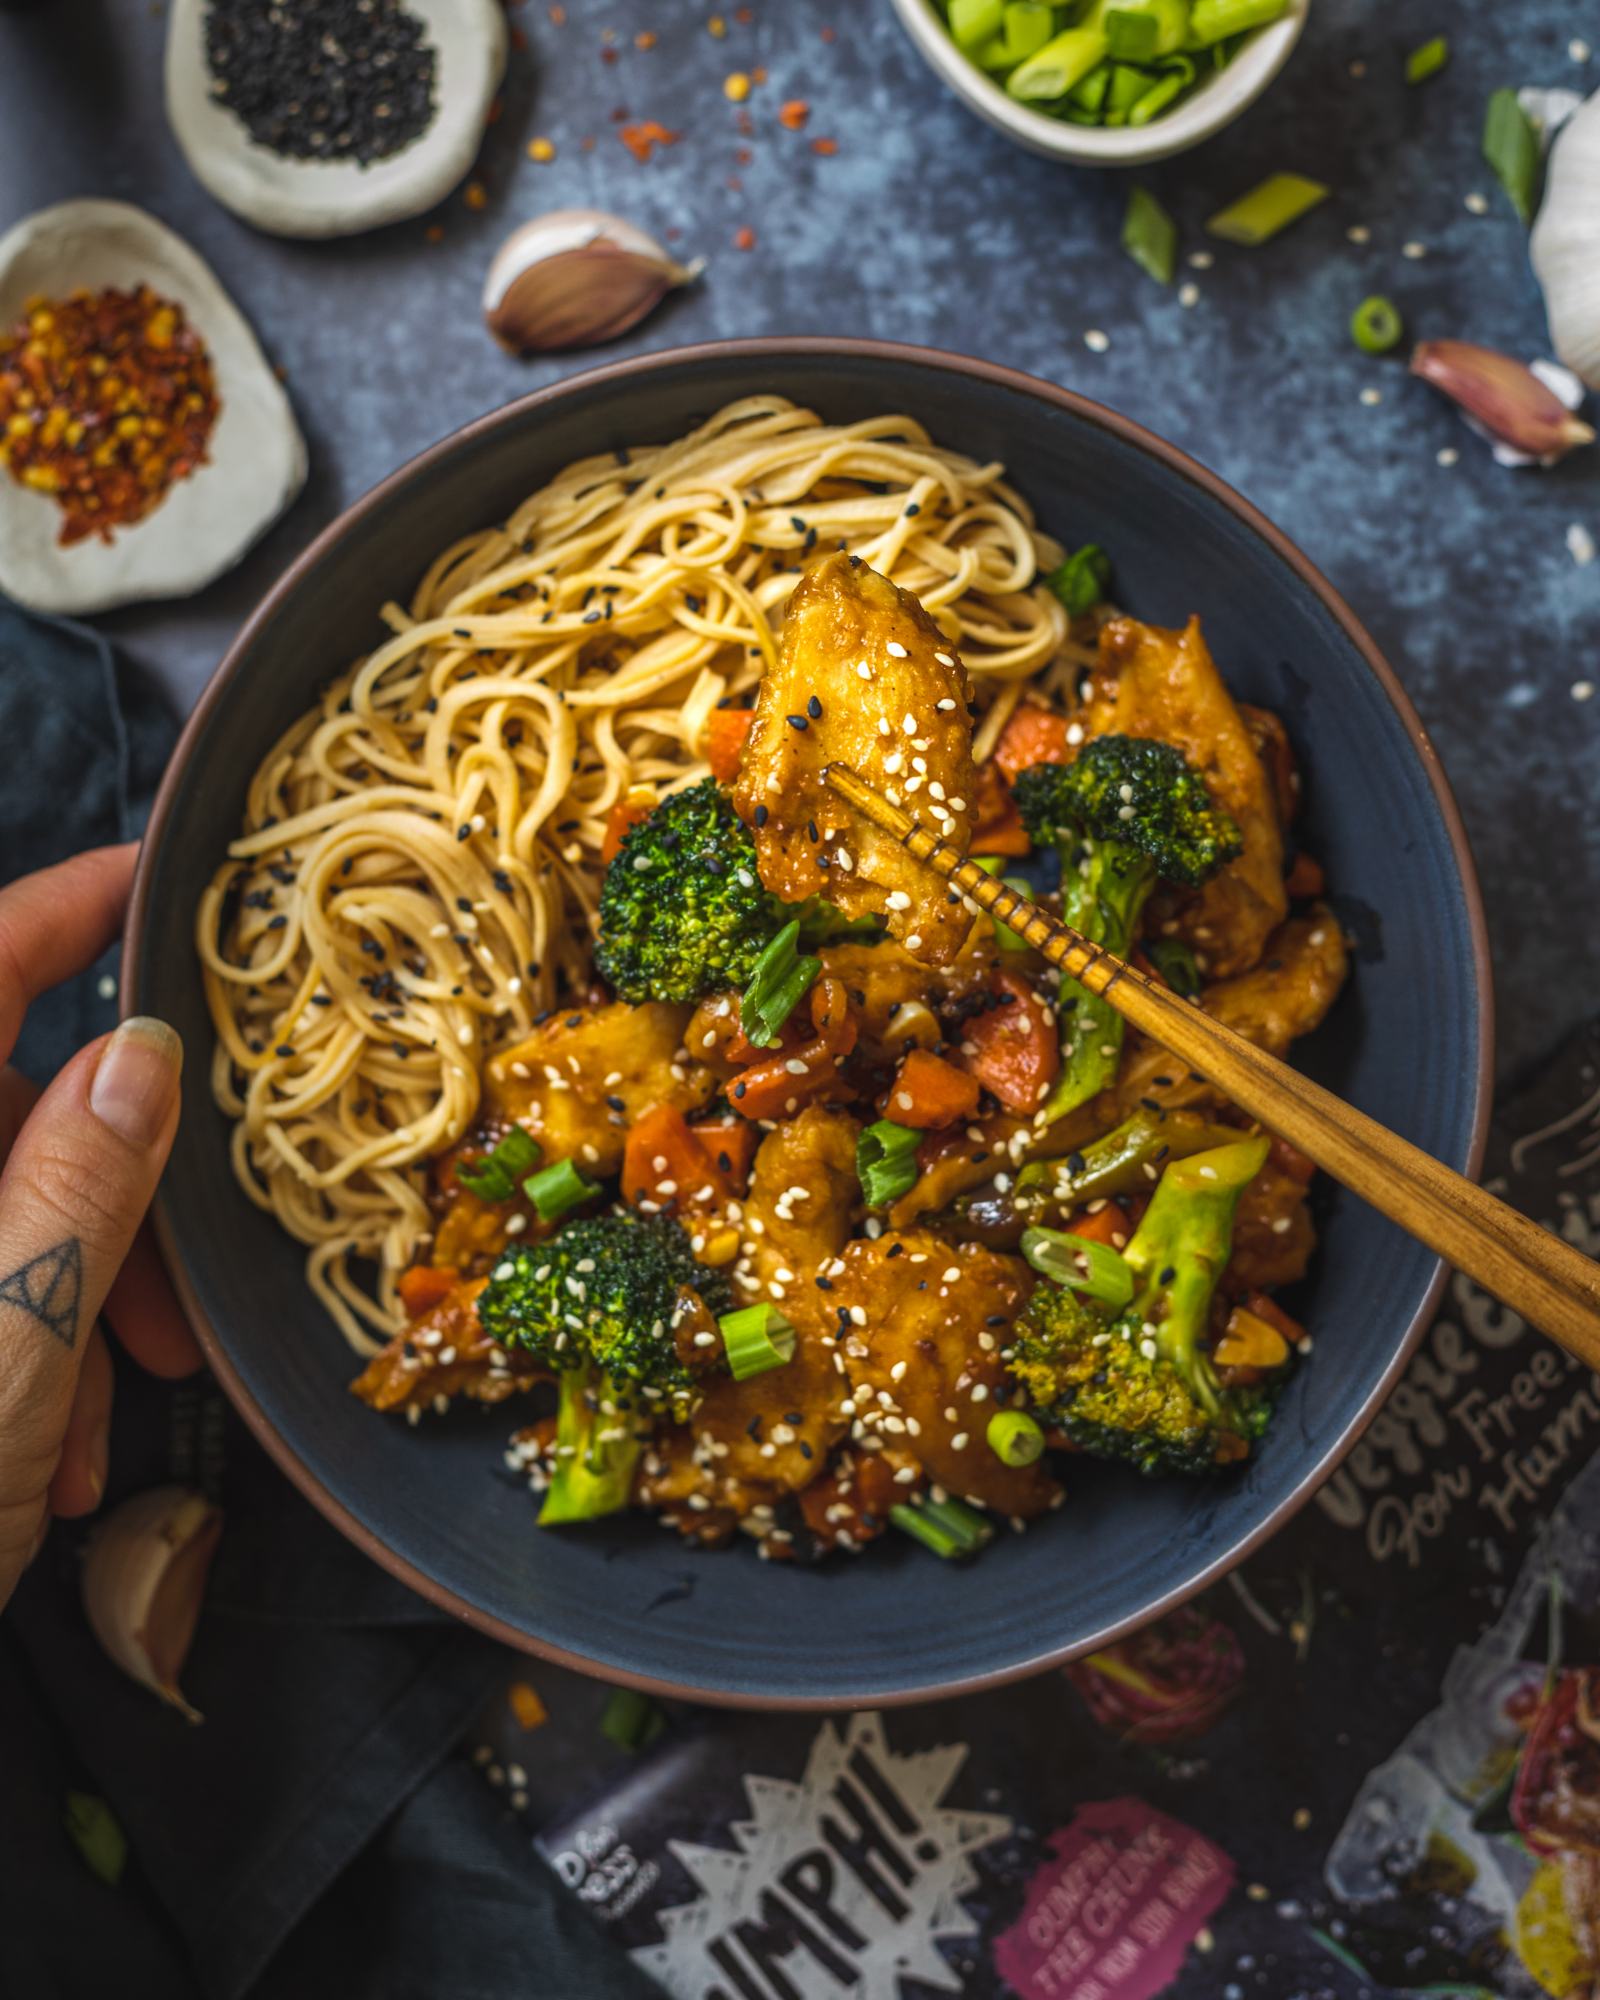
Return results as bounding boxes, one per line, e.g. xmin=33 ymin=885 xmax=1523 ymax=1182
xmin=0 ymin=200 xmax=305 ymax=618
xmin=127 ymin=339 xmax=1491 ymax=1709
xmin=887 ymin=0 xmax=1309 ymax=166
xmin=164 ymin=0 xmax=507 ymax=240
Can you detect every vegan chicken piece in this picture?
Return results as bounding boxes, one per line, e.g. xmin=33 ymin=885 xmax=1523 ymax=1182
xmin=1079 ymin=616 xmax=1287 ymax=977
xmin=351 ymin=1275 xmax=545 ymax=1414
xmin=734 ymin=553 xmax=978 ymax=966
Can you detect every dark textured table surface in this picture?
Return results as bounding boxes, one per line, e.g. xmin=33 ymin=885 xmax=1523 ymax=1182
xmin=2 ymin=0 xmax=1595 ymax=1081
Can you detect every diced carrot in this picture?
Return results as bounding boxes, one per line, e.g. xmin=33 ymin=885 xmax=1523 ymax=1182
xmin=691 ymin=1116 xmax=759 ymax=1189
xmin=397 ymin=1265 xmax=460 ymax=1317
xmin=1267 ymin=1135 xmax=1318 ymax=1185
xmin=729 ymin=977 xmax=857 ymax=1119
xmin=1284 ymin=851 xmax=1325 ymax=899
xmin=969 ymin=762 xmax=1031 ymax=857
xmin=885 ymin=1048 xmax=981 ymax=1130
xmin=1215 ymin=1304 xmax=1291 ymax=1372
xmin=507 ymin=1680 xmax=549 ymax=1731
xmin=1241 ymin=1288 xmax=1308 ymax=1348
xmin=623 ymin=1104 xmax=730 ymax=1207
xmin=703 ymin=706 xmax=755 ymax=782
xmin=601 ymin=787 xmax=656 ymax=863
xmin=957 ymin=967 xmax=1058 ymax=1114
xmin=1062 ymin=1200 xmax=1142 ymax=1250
xmin=994 ymin=703 xmax=1072 ymax=781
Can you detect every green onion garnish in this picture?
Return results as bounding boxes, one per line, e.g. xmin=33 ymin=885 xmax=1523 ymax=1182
xmin=1068 ymin=60 xmax=1112 ymax=112
xmin=949 ymin=0 xmax=1003 ymax=53
xmin=1145 ymin=936 xmax=1202 ymax=999
xmin=717 ymin=1303 xmax=797 ymax=1381
xmin=889 ymin=1493 xmax=994 ymax=1560
xmin=1483 ymin=88 xmax=1540 ymax=223
xmin=739 ymin=919 xmax=821 ymax=1050
xmin=1022 ymin=1224 xmax=1135 ymax=1308
xmin=1105 ymin=8 xmax=1159 ymax=63
xmin=1123 ymin=185 xmax=1177 ymax=285
xmin=1128 ymin=67 xmax=1189 ymax=126
xmin=857 ymin=1119 xmax=922 ymax=1209
xmin=1045 ymin=543 xmax=1112 ymax=617
xmin=456 ymin=1124 xmax=544 ymax=1203
xmin=1008 ymin=23 xmax=1114 ymax=101
xmin=1405 ymin=36 xmax=1448 ymax=85
xmin=522 ymin=1158 xmax=599 ymax=1223
xmin=1206 ymin=173 xmax=1330 ymax=246
xmin=1350 ymin=295 xmax=1404 ymax=355
xmin=1000 ymin=0 xmax=1054 ymax=62
xmin=63 ymin=1792 xmax=127 ymax=1887
xmin=1188 ymin=0 xmax=1288 ymax=45
xmin=600 ymin=1686 xmax=667 ymax=1752
xmin=987 ymin=1409 xmax=1046 ymax=1467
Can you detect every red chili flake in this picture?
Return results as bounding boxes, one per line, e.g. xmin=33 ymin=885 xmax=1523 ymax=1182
xmin=635 ymin=28 xmax=657 ymax=48
xmin=821 ymin=24 xmax=836 ymax=41
xmin=751 ymin=64 xmax=768 ymax=83
xmin=734 ymin=225 xmax=757 ymax=251
xmin=0 ymin=284 xmax=220 ymax=546
xmin=547 ymin=2 xmax=565 ymax=18
xmin=735 ymin=5 xmax=753 ymax=19
xmin=727 ymin=176 xmax=743 ymax=191
xmin=580 ymin=134 xmax=596 ymax=150
xmin=735 ymin=110 xmax=754 ymax=135
xmin=600 ymin=44 xmax=618 ymax=63
xmin=734 ymin=146 xmax=752 ymax=164
xmin=610 ymin=104 xmax=631 ymax=121
xmin=619 ymin=120 xmax=680 ymax=163
xmin=510 ymin=27 xmax=528 ymax=50
xmin=778 ymin=98 xmax=809 ymax=129
xmin=810 ymin=136 xmax=838 ymax=155
xmin=486 ymin=96 xmax=503 ymax=124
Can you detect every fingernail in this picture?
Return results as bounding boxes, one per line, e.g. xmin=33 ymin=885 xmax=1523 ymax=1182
xmin=90 ymin=1017 xmax=183 ymax=1148
xmin=88 ymin=1419 xmax=109 ymax=1506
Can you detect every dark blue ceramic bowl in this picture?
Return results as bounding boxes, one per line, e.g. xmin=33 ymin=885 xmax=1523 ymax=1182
xmin=127 ymin=340 xmax=1492 ymax=1706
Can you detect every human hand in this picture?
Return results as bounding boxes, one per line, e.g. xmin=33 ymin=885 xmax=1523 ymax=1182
xmin=0 ymin=845 xmax=201 ymax=1610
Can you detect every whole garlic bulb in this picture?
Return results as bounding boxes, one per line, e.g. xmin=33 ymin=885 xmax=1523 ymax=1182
xmin=1531 ymin=90 xmax=1600 ymax=392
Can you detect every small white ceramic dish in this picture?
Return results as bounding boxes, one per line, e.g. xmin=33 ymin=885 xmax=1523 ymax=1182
xmin=887 ymin=0 xmax=1308 ymax=166
xmin=164 ymin=0 xmax=507 ymax=240
xmin=0 ymin=200 xmax=306 ymax=618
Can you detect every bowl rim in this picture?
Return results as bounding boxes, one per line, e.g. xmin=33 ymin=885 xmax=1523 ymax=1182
xmin=126 ymin=334 xmax=1495 ymax=1709
xmin=884 ymin=0 xmax=1308 ymax=166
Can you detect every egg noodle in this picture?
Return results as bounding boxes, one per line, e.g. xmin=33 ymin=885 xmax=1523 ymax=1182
xmin=197 ymin=395 xmax=1089 ymax=1353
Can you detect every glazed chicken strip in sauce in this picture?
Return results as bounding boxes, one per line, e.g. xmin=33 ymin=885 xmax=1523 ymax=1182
xmin=734 ymin=552 xmax=978 ymax=966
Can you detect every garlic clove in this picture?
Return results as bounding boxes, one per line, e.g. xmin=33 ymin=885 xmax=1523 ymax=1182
xmin=483 ymin=209 xmax=702 ymax=355
xmin=1410 ymin=339 xmax=1596 ymax=464
xmin=82 ymin=1485 xmax=222 ymax=1724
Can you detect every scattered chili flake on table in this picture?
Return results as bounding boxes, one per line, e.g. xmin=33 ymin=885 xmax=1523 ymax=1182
xmin=619 ymin=121 xmax=679 ymax=163
xmin=634 ymin=28 xmax=657 ymax=48
xmin=0 ymin=286 xmax=220 ymax=547
xmin=734 ymin=225 xmax=757 ymax=251
xmin=779 ymin=98 xmax=810 ymax=129
xmin=810 ymin=136 xmax=838 ymax=155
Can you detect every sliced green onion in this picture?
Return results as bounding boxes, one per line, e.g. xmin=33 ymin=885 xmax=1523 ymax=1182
xmin=522 ymin=1158 xmax=599 ymax=1223
xmin=64 ymin=1793 xmax=126 ymax=1887
xmin=949 ymin=0 xmax=1004 ymax=53
xmin=717 ymin=1303 xmax=797 ymax=1380
xmin=1045 ymin=543 xmax=1112 ymax=617
xmin=1022 ymin=1224 xmax=1135 ymax=1308
xmin=1000 ymin=0 xmax=1054 ymax=62
xmin=456 ymin=1124 xmax=544 ymax=1203
xmin=857 ymin=1119 xmax=922 ymax=1209
xmin=739 ymin=919 xmax=821 ymax=1049
xmin=456 ymin=1157 xmax=514 ymax=1202
xmin=1206 ymin=173 xmax=1330 ymax=246
xmin=1068 ymin=60 xmax=1112 ymax=112
xmin=1105 ymin=8 xmax=1158 ymax=62
xmin=1483 ymin=88 xmax=1540 ymax=224
xmin=1008 ymin=23 xmax=1112 ymax=101
xmin=890 ymin=1494 xmax=994 ymax=1559
xmin=1122 ymin=185 xmax=1177 ymax=284
xmin=1129 ymin=67 xmax=1188 ymax=124
xmin=1188 ymin=0 xmax=1288 ymax=46
xmin=1350 ymin=295 xmax=1404 ymax=355
xmin=1405 ymin=36 xmax=1448 ymax=85
xmin=987 ymin=1409 xmax=1046 ymax=1467
xmin=1105 ymin=61 xmax=1155 ymax=114
xmin=1145 ymin=936 xmax=1201 ymax=999
xmin=600 ymin=1686 xmax=667 ymax=1751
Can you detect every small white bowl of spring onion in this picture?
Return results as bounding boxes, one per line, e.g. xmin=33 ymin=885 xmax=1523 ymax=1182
xmin=890 ymin=0 xmax=1308 ymax=165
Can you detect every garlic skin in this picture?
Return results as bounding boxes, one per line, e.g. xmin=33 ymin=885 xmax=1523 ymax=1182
xmin=82 ymin=1486 xmax=222 ymax=1724
xmin=1531 ymin=91 xmax=1600 ymax=393
xmin=483 ymin=210 xmax=702 ymax=355
xmin=1410 ymin=339 xmax=1595 ymax=466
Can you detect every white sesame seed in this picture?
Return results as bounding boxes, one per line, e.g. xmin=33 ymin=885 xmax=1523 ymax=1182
xmin=951 ymin=1432 xmax=969 ymax=1450
xmin=1463 ymin=191 xmax=1489 ymax=215
xmin=886 ymin=640 xmax=908 ymax=658
xmin=1437 ymin=447 xmax=1459 ymax=467
xmin=901 ymin=712 xmax=917 ymax=735
xmin=1573 ymin=681 xmax=1595 ymax=702
xmin=1346 ymin=223 xmax=1370 ymax=244
xmin=1359 ymin=387 xmax=1382 ymax=407
xmin=1188 ymin=249 xmax=1213 ymax=270
xmin=1083 ymin=328 xmax=1110 ymax=352
xmin=1401 ymin=240 xmax=1427 ymax=260
xmin=856 ymin=660 xmax=873 ymax=680
xmin=885 ymin=889 xmax=912 ymax=910
xmin=1178 ymin=282 xmax=1199 ymax=309
xmin=1568 ymin=523 xmax=1596 ymax=567
xmin=1571 ymin=36 xmax=1591 ymax=61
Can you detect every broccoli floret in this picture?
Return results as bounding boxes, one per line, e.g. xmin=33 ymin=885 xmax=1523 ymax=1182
xmin=1013 ymin=737 xmax=1241 ymax=1122
xmin=594 ymin=778 xmax=878 ymax=1004
xmin=1010 ymin=1135 xmax=1279 ymax=1477
xmin=479 ymin=1213 xmax=730 ymax=1524
xmin=595 ymin=780 xmax=777 ymax=1004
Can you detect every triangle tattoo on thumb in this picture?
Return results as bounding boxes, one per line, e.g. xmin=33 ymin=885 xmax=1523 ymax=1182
xmin=0 ymin=1238 xmax=83 ymax=1350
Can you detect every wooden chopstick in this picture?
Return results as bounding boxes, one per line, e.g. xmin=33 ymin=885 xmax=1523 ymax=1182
xmin=823 ymin=760 xmax=1600 ymax=1357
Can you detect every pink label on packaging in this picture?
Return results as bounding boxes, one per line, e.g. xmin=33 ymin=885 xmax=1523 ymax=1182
xmin=993 ymin=1797 xmax=1234 ymax=2000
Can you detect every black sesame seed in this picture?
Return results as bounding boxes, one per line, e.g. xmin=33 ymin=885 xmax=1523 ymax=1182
xmin=786 ymin=714 xmax=809 ymax=731
xmin=754 ymin=803 xmax=769 ymax=827
xmin=275 ymin=1043 xmax=296 ymax=1057
xmin=806 ymin=694 xmax=822 ymax=719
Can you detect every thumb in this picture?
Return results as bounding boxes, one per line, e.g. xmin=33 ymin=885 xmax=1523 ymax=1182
xmin=0 ymin=1017 xmax=182 ymax=1598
